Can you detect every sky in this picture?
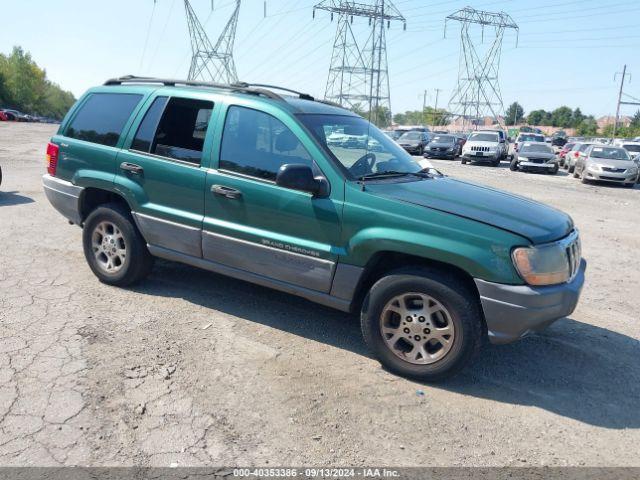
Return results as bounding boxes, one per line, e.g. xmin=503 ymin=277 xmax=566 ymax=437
xmin=2 ymin=0 xmax=640 ymax=119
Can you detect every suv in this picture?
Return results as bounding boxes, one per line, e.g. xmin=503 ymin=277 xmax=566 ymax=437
xmin=460 ymin=131 xmax=503 ymax=166
xmin=477 ymin=129 xmax=508 ymax=160
xmin=43 ymin=76 xmax=586 ymax=381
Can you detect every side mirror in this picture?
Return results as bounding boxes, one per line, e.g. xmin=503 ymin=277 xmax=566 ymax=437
xmin=276 ymin=164 xmax=329 ymax=197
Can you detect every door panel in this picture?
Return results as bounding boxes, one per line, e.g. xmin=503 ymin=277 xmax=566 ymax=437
xmin=202 ymin=105 xmax=343 ymax=293
xmin=203 ymin=172 xmax=342 ymax=292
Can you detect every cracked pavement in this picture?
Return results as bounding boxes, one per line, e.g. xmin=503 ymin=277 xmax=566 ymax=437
xmin=0 ymin=123 xmax=639 ymax=467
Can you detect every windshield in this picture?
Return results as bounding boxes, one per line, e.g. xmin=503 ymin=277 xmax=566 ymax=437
xmin=468 ymin=132 xmax=498 ymax=142
xmin=622 ymin=144 xmax=640 ymax=153
xmin=298 ymin=114 xmax=423 ymax=179
xmin=520 ymin=134 xmax=544 ymax=142
xmin=590 ymin=146 xmax=630 ymax=160
xmin=399 ymin=131 xmax=422 ymax=141
xmin=431 ymin=135 xmax=455 ymax=144
xmin=521 ymin=143 xmax=554 ymax=154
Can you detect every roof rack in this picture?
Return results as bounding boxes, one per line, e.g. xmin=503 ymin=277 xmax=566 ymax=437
xmin=103 ymin=76 xmax=283 ymax=100
xmin=103 ymin=76 xmax=348 ymax=111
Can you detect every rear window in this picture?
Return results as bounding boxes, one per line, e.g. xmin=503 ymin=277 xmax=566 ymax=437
xmin=65 ymin=93 xmax=143 ymax=147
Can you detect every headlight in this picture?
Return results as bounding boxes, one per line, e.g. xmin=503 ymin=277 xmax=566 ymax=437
xmin=518 ymin=156 xmax=528 ymax=162
xmin=588 ymin=164 xmax=602 ymax=171
xmin=512 ymin=243 xmax=572 ymax=286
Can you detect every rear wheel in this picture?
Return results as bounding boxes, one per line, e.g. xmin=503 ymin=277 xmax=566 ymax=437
xmin=82 ymin=203 xmax=154 ymax=287
xmin=361 ymin=268 xmax=483 ymax=381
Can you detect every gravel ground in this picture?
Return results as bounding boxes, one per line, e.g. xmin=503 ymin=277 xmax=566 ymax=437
xmin=1 ymin=123 xmax=639 ymax=467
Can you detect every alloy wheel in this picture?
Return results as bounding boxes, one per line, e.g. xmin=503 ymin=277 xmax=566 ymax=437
xmin=379 ymin=292 xmax=455 ymax=365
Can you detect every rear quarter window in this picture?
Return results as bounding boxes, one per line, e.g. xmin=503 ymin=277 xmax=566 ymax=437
xmin=65 ymin=93 xmax=143 ymax=147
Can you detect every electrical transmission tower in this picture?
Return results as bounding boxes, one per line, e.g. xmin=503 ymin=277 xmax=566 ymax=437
xmin=444 ymin=7 xmax=518 ymax=130
xmin=184 ymin=0 xmax=241 ymax=83
xmin=313 ymin=1 xmax=405 ymax=125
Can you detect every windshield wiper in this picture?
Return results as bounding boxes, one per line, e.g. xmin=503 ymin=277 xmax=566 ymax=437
xmin=360 ymin=171 xmax=414 ymax=180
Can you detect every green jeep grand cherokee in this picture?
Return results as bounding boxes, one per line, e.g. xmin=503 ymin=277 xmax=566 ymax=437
xmin=43 ymin=76 xmax=586 ymax=381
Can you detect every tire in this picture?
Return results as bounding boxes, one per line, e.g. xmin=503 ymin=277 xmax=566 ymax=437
xmin=461 ymin=157 xmax=467 ymax=165
xmin=550 ymin=165 xmax=559 ymax=174
xmin=509 ymin=159 xmax=519 ymax=171
xmin=360 ymin=267 xmax=484 ymax=382
xmin=82 ymin=203 xmax=154 ymax=287
xmin=568 ymin=165 xmax=575 ymax=174
xmin=492 ymin=159 xmax=500 ymax=167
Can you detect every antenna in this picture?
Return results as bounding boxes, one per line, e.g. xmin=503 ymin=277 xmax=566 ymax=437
xmin=444 ymin=7 xmax=518 ymax=130
xmin=314 ymin=0 xmax=406 ymax=126
xmin=184 ymin=0 xmax=241 ymax=83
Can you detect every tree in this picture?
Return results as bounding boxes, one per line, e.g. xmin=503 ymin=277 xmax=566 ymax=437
xmin=576 ymin=116 xmax=597 ymax=136
xmin=571 ymin=108 xmax=585 ymax=128
xmin=0 ymin=46 xmax=75 ymax=118
xmin=527 ymin=109 xmax=548 ymax=126
xmin=505 ymin=102 xmax=524 ymax=125
xmin=550 ymin=106 xmax=573 ymax=128
xmin=630 ymin=110 xmax=640 ymax=129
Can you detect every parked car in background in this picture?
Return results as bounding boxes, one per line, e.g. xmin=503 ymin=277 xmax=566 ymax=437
xmin=41 ymin=76 xmax=586 ymax=381
xmin=565 ymin=142 xmax=594 ymax=173
xmin=397 ymin=130 xmax=430 ymax=155
xmin=510 ymin=142 xmax=559 ymax=174
xmin=423 ymin=134 xmax=460 ymax=159
xmin=1 ymin=109 xmax=30 ymax=122
xmin=552 ymin=131 xmax=568 ymax=147
xmin=514 ymin=133 xmax=545 ymax=153
xmin=574 ymin=145 xmax=638 ymax=187
xmin=0 ymin=111 xmax=9 ymax=121
xmin=477 ymin=129 xmax=508 ymax=160
xmin=558 ymin=142 xmax=576 ymax=167
xmin=618 ymin=141 xmax=640 ymax=160
xmin=0 ymin=109 xmax=17 ymax=121
xmin=461 ymin=131 xmax=502 ymax=166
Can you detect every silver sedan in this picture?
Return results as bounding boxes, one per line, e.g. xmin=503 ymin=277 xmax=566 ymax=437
xmin=574 ymin=145 xmax=639 ymax=188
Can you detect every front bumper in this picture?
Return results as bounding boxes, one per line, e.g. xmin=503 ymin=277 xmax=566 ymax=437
xmin=400 ymin=145 xmax=422 ymax=154
xmin=425 ymin=149 xmax=456 ymax=158
xmin=519 ymin=161 xmax=557 ymax=170
xmin=475 ymin=259 xmax=586 ymax=344
xmin=583 ymin=169 xmax=637 ymax=184
xmin=42 ymin=174 xmax=84 ymax=225
xmin=462 ymin=153 xmax=499 ymax=162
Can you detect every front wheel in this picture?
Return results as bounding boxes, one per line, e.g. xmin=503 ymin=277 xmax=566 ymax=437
xmin=509 ymin=159 xmax=519 ymax=171
xmin=361 ymin=268 xmax=483 ymax=381
xmin=82 ymin=203 xmax=154 ymax=287
xmin=461 ymin=157 xmax=467 ymax=165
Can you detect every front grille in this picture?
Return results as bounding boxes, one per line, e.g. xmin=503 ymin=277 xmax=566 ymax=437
xmin=565 ymin=233 xmax=581 ymax=281
xmin=527 ymin=157 xmax=546 ymax=164
xmin=602 ymin=167 xmax=626 ymax=173
xmin=471 ymin=146 xmax=490 ymax=152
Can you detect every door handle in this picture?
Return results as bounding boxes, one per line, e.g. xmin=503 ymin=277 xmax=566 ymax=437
xmin=211 ymin=184 xmax=242 ymax=199
xmin=120 ymin=162 xmax=144 ymax=175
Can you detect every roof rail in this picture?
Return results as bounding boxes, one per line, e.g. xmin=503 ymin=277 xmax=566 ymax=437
xmin=103 ymin=75 xmax=283 ymax=100
xmin=232 ymin=82 xmax=315 ymax=101
xmin=104 ymin=76 xmax=348 ymax=110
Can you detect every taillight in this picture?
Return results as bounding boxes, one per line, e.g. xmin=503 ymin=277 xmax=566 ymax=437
xmin=574 ymin=151 xmax=579 ymax=158
xmin=46 ymin=142 xmax=59 ymax=176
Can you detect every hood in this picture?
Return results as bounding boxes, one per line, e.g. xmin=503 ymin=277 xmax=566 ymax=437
xmin=367 ymin=177 xmax=573 ymax=244
xmin=465 ymin=141 xmax=498 ymax=147
xmin=587 ymin=158 xmax=635 ymax=169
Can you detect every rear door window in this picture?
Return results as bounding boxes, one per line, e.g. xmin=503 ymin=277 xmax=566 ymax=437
xmin=132 ymin=96 xmax=213 ymax=165
xmin=219 ymin=106 xmax=314 ymax=181
xmin=65 ymin=93 xmax=143 ymax=147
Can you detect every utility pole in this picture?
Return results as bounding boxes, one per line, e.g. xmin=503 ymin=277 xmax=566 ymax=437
xmin=433 ymin=88 xmax=442 ymax=127
xmin=613 ymin=65 xmax=631 ymax=138
xmin=445 ymin=7 xmax=518 ymax=130
xmin=314 ymin=0 xmax=406 ymax=125
xmin=184 ymin=0 xmax=241 ymax=83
